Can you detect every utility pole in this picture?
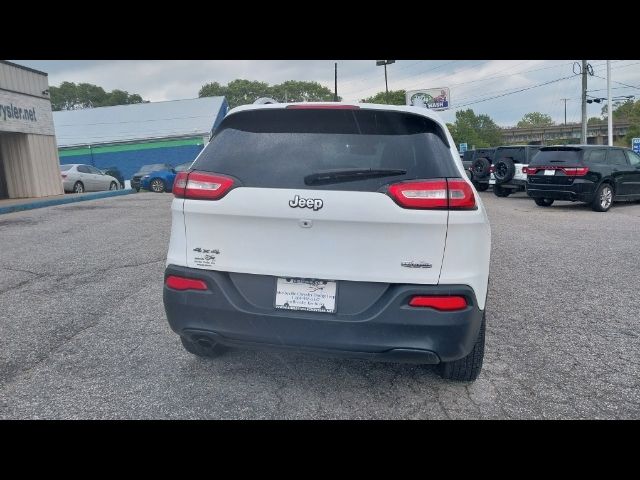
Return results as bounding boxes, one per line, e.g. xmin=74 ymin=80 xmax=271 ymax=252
xmin=581 ymin=59 xmax=588 ymax=144
xmin=376 ymin=60 xmax=395 ymax=104
xmin=561 ymin=98 xmax=569 ymax=125
xmin=334 ymin=62 xmax=338 ymax=102
xmin=607 ymin=60 xmax=613 ymax=146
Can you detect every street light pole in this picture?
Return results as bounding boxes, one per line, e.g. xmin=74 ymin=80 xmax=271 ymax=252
xmin=581 ymin=60 xmax=588 ymax=144
xmin=561 ymin=98 xmax=569 ymax=126
xmin=607 ymin=60 xmax=613 ymax=146
xmin=376 ymin=60 xmax=395 ymax=104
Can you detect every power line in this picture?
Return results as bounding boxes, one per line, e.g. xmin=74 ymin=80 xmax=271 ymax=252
xmin=453 ymin=74 xmax=576 ymax=110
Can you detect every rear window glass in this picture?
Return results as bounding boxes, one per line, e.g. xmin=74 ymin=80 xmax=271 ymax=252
xmin=140 ymin=164 xmax=168 ymax=173
xmin=193 ymin=108 xmax=459 ymax=191
xmin=59 ymin=165 xmax=72 ymax=171
xmin=530 ymin=148 xmax=584 ymax=166
xmin=494 ymin=148 xmax=525 ymax=163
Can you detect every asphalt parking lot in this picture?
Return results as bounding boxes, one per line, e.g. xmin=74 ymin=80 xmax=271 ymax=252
xmin=0 ymin=191 xmax=639 ymax=419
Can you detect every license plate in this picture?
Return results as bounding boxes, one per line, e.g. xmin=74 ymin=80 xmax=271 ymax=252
xmin=275 ymin=278 xmax=337 ymax=313
xmin=544 ymin=169 xmax=556 ymax=176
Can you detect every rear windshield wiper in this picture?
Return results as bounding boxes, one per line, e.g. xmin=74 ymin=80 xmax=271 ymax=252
xmin=304 ymin=168 xmax=407 ymax=186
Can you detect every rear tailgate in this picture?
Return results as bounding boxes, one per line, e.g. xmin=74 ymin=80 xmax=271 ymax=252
xmin=181 ymin=106 xmax=462 ymax=287
xmin=183 ymin=188 xmax=448 ymax=284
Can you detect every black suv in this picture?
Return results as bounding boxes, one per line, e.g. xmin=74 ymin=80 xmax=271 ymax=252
xmin=491 ymin=145 xmax=541 ymax=197
xmin=101 ymin=166 xmax=125 ymax=189
xmin=464 ymin=148 xmax=495 ymax=191
xmin=525 ymin=145 xmax=640 ymax=212
xmin=131 ymin=163 xmax=172 ymax=192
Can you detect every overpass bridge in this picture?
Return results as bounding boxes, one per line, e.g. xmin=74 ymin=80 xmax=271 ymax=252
xmin=500 ymin=122 xmax=631 ymax=145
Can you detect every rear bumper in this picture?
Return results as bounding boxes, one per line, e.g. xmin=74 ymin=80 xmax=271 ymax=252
xmin=163 ymin=265 xmax=484 ymax=364
xmin=526 ymin=180 xmax=595 ymax=202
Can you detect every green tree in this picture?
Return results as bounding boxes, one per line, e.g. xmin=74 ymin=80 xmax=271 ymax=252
xmin=588 ymin=116 xmax=604 ymax=125
xmin=270 ymin=80 xmax=336 ymax=103
xmin=517 ymin=112 xmax=555 ymax=128
xmin=49 ymin=82 xmax=146 ymax=111
xmin=601 ymin=99 xmax=640 ymax=146
xmin=361 ymin=90 xmax=406 ymax=105
xmin=199 ymin=79 xmax=337 ymax=108
xmin=449 ymin=109 xmax=502 ymax=148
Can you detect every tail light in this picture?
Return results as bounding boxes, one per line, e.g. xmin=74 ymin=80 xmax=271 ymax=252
xmin=524 ymin=166 xmax=588 ymax=176
xmin=173 ymin=172 xmax=234 ymax=200
xmin=388 ymin=179 xmax=475 ymax=210
xmin=409 ymin=295 xmax=467 ymax=311
xmin=165 ymin=275 xmax=208 ymax=291
xmin=489 ymin=165 xmax=495 ymax=173
xmin=563 ymin=167 xmax=589 ymax=176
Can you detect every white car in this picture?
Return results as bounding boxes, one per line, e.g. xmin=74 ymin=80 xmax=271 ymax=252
xmin=60 ymin=164 xmax=120 ymax=193
xmin=163 ymin=102 xmax=491 ymax=381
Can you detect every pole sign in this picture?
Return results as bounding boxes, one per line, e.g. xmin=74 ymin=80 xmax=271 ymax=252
xmin=406 ymin=87 xmax=450 ymax=111
xmin=460 ymin=143 xmax=468 ymax=153
xmin=632 ymin=138 xmax=640 ymax=154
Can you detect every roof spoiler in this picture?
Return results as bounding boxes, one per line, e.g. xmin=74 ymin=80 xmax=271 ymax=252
xmin=253 ymin=97 xmax=279 ymax=104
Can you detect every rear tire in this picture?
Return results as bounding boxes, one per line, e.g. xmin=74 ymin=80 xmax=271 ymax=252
xmin=180 ymin=336 xmax=228 ymax=358
xmin=439 ymin=312 xmax=485 ymax=382
xmin=475 ymin=182 xmax=489 ymax=192
xmin=592 ymin=183 xmax=613 ymax=212
xmin=73 ymin=181 xmax=84 ymax=194
xmin=534 ymin=198 xmax=554 ymax=207
xmin=109 ymin=181 xmax=118 ymax=191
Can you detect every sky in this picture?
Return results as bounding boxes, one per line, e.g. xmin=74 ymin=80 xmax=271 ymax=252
xmin=11 ymin=59 xmax=640 ymax=127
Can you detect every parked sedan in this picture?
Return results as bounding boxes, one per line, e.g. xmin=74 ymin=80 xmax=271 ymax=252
xmin=140 ymin=162 xmax=192 ymax=193
xmin=60 ymin=164 xmax=121 ymax=193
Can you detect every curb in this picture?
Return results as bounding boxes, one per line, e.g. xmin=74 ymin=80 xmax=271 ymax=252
xmin=0 ymin=189 xmax=137 ymax=216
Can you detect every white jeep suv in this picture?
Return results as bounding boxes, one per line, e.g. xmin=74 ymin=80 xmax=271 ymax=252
xmin=163 ymin=102 xmax=491 ymax=381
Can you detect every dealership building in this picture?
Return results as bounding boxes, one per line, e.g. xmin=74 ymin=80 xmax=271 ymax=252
xmin=0 ymin=61 xmax=63 ymax=200
xmin=54 ymin=96 xmax=229 ymax=181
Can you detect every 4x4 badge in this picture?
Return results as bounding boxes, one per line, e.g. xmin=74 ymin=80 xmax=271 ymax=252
xmin=401 ymin=261 xmax=432 ymax=268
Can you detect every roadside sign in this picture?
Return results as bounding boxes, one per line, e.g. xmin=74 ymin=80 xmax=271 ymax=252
xmin=406 ymin=87 xmax=450 ymax=111
xmin=460 ymin=143 xmax=468 ymax=153
xmin=632 ymin=138 xmax=640 ymax=154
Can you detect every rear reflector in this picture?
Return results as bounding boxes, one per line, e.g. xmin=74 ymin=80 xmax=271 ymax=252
xmin=285 ymin=104 xmax=360 ymax=110
xmin=409 ymin=295 xmax=467 ymax=311
xmin=173 ymin=172 xmax=234 ymax=200
xmin=165 ymin=275 xmax=208 ymax=291
xmin=388 ymin=179 xmax=475 ymax=210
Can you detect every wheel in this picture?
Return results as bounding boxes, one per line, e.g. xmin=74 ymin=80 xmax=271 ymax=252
xmin=150 ymin=178 xmax=166 ymax=193
xmin=73 ymin=181 xmax=84 ymax=194
xmin=134 ymin=186 xmax=140 ymax=192
xmin=493 ymin=158 xmax=516 ymax=184
xmin=475 ymin=182 xmax=489 ymax=192
xmin=439 ymin=311 xmax=485 ymax=381
xmin=109 ymin=181 xmax=118 ymax=190
xmin=180 ymin=336 xmax=227 ymax=358
xmin=534 ymin=198 xmax=554 ymax=207
xmin=471 ymin=157 xmax=491 ymax=180
xmin=592 ymin=183 xmax=613 ymax=212
xmin=493 ymin=185 xmax=510 ymax=197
